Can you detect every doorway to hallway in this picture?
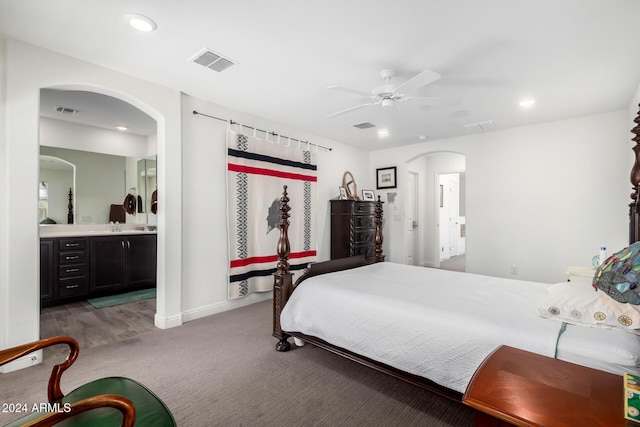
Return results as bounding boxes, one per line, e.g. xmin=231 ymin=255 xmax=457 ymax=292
xmin=438 ymin=172 xmax=465 ymax=267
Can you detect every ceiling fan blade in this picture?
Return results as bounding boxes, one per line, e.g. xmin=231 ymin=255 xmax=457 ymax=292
xmin=395 ymin=70 xmax=441 ymax=95
xmin=327 ymin=85 xmax=372 ymax=98
xmin=403 ymin=96 xmax=461 ymax=107
xmin=326 ymin=102 xmax=375 ymax=118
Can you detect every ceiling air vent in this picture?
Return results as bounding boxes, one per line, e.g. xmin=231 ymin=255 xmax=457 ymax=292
xmin=352 ymin=122 xmax=376 ymax=129
xmin=54 ymin=105 xmax=80 ymax=115
xmin=190 ymin=48 xmax=235 ymax=72
xmin=462 ymin=120 xmax=497 ymax=132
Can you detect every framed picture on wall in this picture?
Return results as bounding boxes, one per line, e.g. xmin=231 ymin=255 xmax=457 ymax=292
xmin=376 ymin=166 xmax=397 ymax=189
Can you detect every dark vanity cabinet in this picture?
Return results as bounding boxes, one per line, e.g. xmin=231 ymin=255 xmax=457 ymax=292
xmin=89 ymin=236 xmax=127 ymax=292
xmin=89 ymin=234 xmax=157 ymax=292
xmin=40 ymin=233 xmax=156 ymax=307
xmin=125 ymin=235 xmax=157 ymax=287
xmin=330 ymin=200 xmax=377 ymax=260
xmin=39 ymin=239 xmax=55 ymax=301
xmin=57 ymin=238 xmax=89 ymax=299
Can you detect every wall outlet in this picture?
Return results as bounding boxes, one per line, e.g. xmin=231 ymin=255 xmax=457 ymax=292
xmin=510 ymin=265 xmax=518 ymax=275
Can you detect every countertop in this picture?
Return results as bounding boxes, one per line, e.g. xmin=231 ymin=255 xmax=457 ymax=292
xmin=39 ymin=224 xmax=157 ymax=238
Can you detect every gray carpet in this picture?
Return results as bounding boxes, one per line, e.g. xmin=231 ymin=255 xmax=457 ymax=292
xmin=0 ymin=300 xmax=473 ymax=426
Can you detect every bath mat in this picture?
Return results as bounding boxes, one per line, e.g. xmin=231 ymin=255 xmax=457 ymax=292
xmin=88 ymin=288 xmax=156 ymax=309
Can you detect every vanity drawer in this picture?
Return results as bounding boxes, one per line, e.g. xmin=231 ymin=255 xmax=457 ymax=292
xmin=58 ymin=277 xmax=88 ymax=298
xmin=58 ymin=238 xmax=86 ymax=251
xmin=58 ymin=251 xmax=85 ymax=265
xmin=58 ymin=264 xmax=86 ymax=278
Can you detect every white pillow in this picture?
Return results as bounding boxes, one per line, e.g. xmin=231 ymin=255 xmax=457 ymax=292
xmin=538 ymin=281 xmax=640 ymax=331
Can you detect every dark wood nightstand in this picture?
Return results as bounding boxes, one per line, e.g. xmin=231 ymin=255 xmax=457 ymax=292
xmin=462 ymin=345 xmax=627 ymax=427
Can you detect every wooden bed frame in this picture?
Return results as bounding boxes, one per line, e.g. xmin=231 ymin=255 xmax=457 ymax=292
xmin=272 ymin=107 xmax=640 ymax=404
xmin=271 ymin=185 xmax=462 ymax=401
xmin=630 ymin=103 xmax=640 ymax=243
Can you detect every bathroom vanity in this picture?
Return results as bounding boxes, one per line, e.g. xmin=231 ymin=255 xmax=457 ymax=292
xmin=40 ymin=225 xmax=157 ymax=307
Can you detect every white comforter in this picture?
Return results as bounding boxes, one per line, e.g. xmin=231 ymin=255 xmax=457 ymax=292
xmin=280 ymin=262 xmax=563 ymax=393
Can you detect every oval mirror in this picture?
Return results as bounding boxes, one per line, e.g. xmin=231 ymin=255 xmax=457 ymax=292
xmin=342 ymin=171 xmax=358 ymax=200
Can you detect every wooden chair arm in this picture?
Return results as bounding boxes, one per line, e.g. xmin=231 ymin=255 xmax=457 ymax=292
xmin=0 ymin=336 xmax=79 ymax=402
xmin=20 ymin=394 xmax=136 ymax=427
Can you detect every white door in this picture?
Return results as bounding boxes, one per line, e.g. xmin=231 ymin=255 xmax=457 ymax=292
xmin=438 ymin=173 xmax=461 ymax=261
xmin=438 ymin=175 xmax=450 ymax=260
xmin=406 ymin=171 xmax=419 ymax=265
xmin=448 ymin=174 xmax=459 ymax=256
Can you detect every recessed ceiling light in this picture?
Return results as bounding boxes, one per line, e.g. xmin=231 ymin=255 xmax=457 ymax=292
xmin=124 ymin=14 xmax=157 ymax=32
xmin=377 ymin=129 xmax=389 ymax=137
xmin=519 ymin=98 xmax=536 ymax=108
xmin=418 ymin=135 xmax=428 ymax=140
xmin=116 ymin=125 xmax=128 ymax=131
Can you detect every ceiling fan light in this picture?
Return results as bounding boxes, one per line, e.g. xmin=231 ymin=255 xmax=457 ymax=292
xmin=519 ymin=98 xmax=535 ymax=108
xmin=125 ymin=14 xmax=157 ymax=32
xmin=381 ymin=99 xmax=394 ymax=109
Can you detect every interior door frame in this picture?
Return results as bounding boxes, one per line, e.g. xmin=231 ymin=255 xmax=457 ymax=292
xmin=406 ymin=170 xmax=419 ymax=265
xmin=435 ymin=169 xmax=465 ymax=268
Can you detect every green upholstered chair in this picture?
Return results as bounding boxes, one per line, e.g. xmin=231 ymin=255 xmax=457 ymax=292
xmin=0 ymin=336 xmax=175 ymax=426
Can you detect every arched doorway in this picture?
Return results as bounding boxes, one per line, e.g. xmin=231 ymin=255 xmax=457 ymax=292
xmin=406 ymin=152 xmax=466 ymax=269
xmin=38 ymin=87 xmax=162 ymax=347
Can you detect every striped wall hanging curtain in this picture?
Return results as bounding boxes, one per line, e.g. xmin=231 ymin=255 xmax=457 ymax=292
xmin=227 ymin=129 xmax=317 ymax=299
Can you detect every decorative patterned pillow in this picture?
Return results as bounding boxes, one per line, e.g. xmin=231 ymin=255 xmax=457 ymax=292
xmin=593 ymin=242 xmax=640 ymax=304
xmin=538 ymin=281 xmax=640 ymax=331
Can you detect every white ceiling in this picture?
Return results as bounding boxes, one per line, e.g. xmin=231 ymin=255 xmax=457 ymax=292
xmin=40 ymin=89 xmax=157 ymax=136
xmin=2 ymin=1 xmax=640 ymax=149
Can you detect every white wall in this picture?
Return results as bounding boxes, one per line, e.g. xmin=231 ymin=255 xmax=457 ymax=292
xmin=0 ymin=39 xmax=182 ymax=372
xmin=40 ymin=117 xmax=148 ymax=158
xmin=0 ymin=39 xmax=371 ymax=371
xmin=180 ymin=95 xmax=370 ymax=319
xmin=370 ymin=110 xmax=631 ymax=284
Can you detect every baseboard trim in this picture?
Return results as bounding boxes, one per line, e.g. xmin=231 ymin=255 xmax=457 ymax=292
xmin=154 ymin=312 xmax=183 ymax=329
xmin=182 ymin=292 xmax=272 ymax=323
xmin=0 ymin=350 xmax=42 ymax=373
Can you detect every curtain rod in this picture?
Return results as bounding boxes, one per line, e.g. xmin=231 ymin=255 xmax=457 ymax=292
xmin=192 ymin=110 xmax=332 ymax=151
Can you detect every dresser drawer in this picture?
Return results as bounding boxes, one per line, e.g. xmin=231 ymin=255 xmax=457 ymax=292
xmin=59 ymin=251 xmax=85 ymax=265
xmin=352 ymin=244 xmax=374 ymax=258
xmin=353 ymin=215 xmax=374 ymax=229
xmin=353 ymin=230 xmax=374 ymax=245
xmin=58 ymin=238 xmax=85 ymax=251
xmin=352 ymin=202 xmax=375 ymax=215
xmin=59 ymin=264 xmax=87 ymax=278
xmin=58 ymin=277 xmax=88 ymax=298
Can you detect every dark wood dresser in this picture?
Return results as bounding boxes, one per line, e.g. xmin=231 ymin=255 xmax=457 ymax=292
xmin=330 ymin=200 xmax=376 ymax=260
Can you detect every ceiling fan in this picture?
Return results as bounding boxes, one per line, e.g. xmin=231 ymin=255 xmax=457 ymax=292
xmin=326 ymin=69 xmax=452 ymax=118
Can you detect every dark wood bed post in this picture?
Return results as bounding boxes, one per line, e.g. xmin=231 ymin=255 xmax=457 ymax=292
xmin=272 ymin=185 xmax=292 ymax=352
xmin=631 ymin=104 xmax=640 ymax=244
xmin=373 ymin=195 xmax=385 ymax=262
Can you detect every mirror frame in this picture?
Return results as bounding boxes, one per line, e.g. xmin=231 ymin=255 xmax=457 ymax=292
xmin=342 ymin=171 xmax=358 ymax=200
xmin=38 ymin=155 xmax=76 ymax=224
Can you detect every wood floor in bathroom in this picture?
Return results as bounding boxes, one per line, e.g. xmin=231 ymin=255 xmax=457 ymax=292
xmin=39 ymin=298 xmax=156 ymax=359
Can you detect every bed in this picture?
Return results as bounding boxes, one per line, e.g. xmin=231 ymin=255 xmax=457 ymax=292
xmin=271 ymin=185 xmax=640 ymax=401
